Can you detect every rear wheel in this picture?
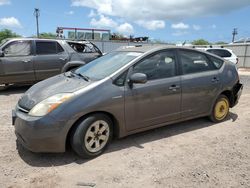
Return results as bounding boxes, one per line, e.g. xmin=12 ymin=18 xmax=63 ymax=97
xmin=70 ymin=114 xmax=113 ymax=158
xmin=210 ymin=95 xmax=230 ymax=122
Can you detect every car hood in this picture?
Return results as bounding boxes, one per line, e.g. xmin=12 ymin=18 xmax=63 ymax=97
xmin=18 ymin=73 xmax=93 ymax=110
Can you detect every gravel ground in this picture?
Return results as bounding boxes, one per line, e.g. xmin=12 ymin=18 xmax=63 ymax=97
xmin=0 ymin=70 xmax=250 ymax=188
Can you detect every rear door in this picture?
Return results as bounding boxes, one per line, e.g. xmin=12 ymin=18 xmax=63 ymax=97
xmin=178 ymin=49 xmax=222 ymax=118
xmin=0 ymin=40 xmax=35 ymax=84
xmin=125 ymin=49 xmax=181 ymax=131
xmin=33 ymin=40 xmax=68 ymax=81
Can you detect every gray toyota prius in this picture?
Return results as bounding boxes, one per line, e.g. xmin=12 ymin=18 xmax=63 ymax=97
xmin=12 ymin=46 xmax=243 ymax=158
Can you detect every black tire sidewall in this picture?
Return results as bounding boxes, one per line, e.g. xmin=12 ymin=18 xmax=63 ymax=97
xmin=71 ymin=114 xmax=113 ymax=158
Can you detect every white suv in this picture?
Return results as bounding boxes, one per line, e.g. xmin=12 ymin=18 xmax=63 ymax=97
xmin=198 ymin=48 xmax=238 ymax=65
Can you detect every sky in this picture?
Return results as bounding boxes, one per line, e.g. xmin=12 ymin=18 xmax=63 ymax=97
xmin=0 ymin=0 xmax=250 ymax=43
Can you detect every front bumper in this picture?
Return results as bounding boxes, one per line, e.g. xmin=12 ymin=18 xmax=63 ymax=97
xmin=12 ymin=108 xmax=71 ymax=153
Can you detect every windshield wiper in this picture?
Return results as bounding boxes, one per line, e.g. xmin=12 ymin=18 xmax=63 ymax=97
xmin=74 ymin=72 xmax=90 ymax=82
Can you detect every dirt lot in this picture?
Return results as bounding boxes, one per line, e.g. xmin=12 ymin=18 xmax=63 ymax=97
xmin=0 ymin=70 xmax=250 ymax=188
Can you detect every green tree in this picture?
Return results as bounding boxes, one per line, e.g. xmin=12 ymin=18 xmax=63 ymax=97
xmin=0 ymin=29 xmax=20 ymax=43
xmin=39 ymin=32 xmax=57 ymax=39
xmin=192 ymin=39 xmax=210 ymax=45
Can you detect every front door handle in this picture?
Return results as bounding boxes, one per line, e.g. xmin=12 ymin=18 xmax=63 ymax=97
xmin=169 ymin=85 xmax=180 ymax=91
xmin=22 ymin=60 xmax=31 ymax=63
xmin=211 ymin=77 xmax=220 ymax=82
xmin=59 ymin=58 xmax=67 ymax=61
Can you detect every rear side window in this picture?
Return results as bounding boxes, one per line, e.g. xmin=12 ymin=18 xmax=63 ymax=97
xmin=179 ymin=50 xmax=215 ymax=74
xmin=207 ymin=49 xmax=232 ymax=58
xmin=208 ymin=55 xmax=224 ymax=69
xmin=36 ymin=41 xmax=57 ymax=55
xmin=3 ymin=40 xmax=31 ymax=56
xmin=67 ymin=42 xmax=98 ymax=53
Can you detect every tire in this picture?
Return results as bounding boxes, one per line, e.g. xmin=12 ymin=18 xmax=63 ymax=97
xmin=209 ymin=94 xmax=230 ymax=123
xmin=70 ymin=114 xmax=113 ymax=158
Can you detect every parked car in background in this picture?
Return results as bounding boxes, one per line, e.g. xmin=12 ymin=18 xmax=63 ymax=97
xmin=232 ymin=38 xmax=250 ymax=44
xmin=13 ymin=46 xmax=243 ymax=158
xmin=0 ymin=38 xmax=102 ymax=89
xmin=198 ymin=47 xmax=238 ymax=65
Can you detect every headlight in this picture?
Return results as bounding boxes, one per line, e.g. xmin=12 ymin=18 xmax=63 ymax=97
xmin=28 ymin=93 xmax=74 ymax=117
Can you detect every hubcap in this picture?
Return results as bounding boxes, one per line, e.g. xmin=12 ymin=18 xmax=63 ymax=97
xmin=215 ymin=98 xmax=229 ymax=120
xmin=84 ymin=120 xmax=110 ymax=153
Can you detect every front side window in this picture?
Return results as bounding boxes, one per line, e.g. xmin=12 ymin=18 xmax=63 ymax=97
xmin=179 ymin=50 xmax=214 ymax=74
xmin=36 ymin=41 xmax=57 ymax=55
xmin=3 ymin=41 xmax=31 ymax=56
xmin=133 ymin=50 xmax=176 ymax=80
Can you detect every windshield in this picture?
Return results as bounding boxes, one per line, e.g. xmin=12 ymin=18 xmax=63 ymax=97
xmin=74 ymin=51 xmax=142 ymax=80
xmin=0 ymin=39 xmax=10 ymax=48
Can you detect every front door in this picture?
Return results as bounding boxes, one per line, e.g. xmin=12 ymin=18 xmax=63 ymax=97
xmin=0 ymin=40 xmax=35 ymax=84
xmin=125 ymin=50 xmax=181 ymax=131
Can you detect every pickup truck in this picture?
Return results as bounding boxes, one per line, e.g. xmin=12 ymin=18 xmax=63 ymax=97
xmin=0 ymin=38 xmax=102 ymax=89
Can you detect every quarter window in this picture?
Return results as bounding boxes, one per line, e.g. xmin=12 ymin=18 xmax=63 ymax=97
xmin=3 ymin=41 xmax=31 ymax=56
xmin=57 ymin=42 xmax=64 ymax=53
xmin=114 ymin=71 xmax=128 ymax=86
xmin=179 ymin=50 xmax=214 ymax=74
xmin=133 ymin=50 xmax=176 ymax=80
xmin=208 ymin=55 xmax=224 ymax=69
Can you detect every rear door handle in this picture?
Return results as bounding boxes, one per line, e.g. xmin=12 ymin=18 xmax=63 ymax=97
xmin=169 ymin=85 xmax=180 ymax=91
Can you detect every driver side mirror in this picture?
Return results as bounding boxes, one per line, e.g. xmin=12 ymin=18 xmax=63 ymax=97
xmin=129 ymin=73 xmax=147 ymax=84
xmin=0 ymin=50 xmax=4 ymax=57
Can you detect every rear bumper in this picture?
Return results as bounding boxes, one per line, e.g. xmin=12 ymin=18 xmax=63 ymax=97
xmin=232 ymin=82 xmax=243 ymax=107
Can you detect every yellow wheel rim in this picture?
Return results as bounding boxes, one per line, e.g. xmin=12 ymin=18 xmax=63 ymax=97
xmin=214 ymin=98 xmax=229 ymax=120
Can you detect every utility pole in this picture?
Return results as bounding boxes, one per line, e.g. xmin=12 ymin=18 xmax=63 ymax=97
xmin=232 ymin=28 xmax=238 ymax=43
xmin=34 ymin=8 xmax=40 ymax=38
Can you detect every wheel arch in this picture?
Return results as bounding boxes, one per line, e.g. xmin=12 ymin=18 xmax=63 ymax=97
xmin=220 ymin=90 xmax=234 ymax=108
xmin=65 ymin=111 xmax=120 ymax=150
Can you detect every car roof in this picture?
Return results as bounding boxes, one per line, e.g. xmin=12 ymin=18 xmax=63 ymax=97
xmin=116 ymin=45 xmax=215 ymax=54
xmin=6 ymin=37 xmax=92 ymax=44
xmin=116 ymin=45 xmax=226 ymax=62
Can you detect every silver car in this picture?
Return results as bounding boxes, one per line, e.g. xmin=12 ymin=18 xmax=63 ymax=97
xmin=12 ymin=46 xmax=243 ymax=158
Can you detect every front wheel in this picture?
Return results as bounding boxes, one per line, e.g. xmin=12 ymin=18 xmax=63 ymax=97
xmin=209 ymin=94 xmax=230 ymax=123
xmin=70 ymin=114 xmax=113 ymax=158
xmin=0 ymin=84 xmax=10 ymax=91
